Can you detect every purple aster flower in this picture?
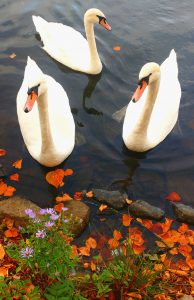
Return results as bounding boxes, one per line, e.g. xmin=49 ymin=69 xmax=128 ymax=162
xmin=25 ymin=208 xmax=36 ymax=218
xmin=36 ymin=229 xmax=47 ymax=239
xmin=20 ymin=247 xmax=34 ymax=259
xmin=50 ymin=214 xmax=59 ymax=221
xmin=62 ymin=207 xmax=69 ymax=211
xmin=39 ymin=208 xmax=47 ymax=215
xmin=46 ymin=208 xmax=55 ymax=215
xmin=45 ymin=221 xmax=54 ymax=228
xmin=63 ymin=219 xmax=69 ymax=223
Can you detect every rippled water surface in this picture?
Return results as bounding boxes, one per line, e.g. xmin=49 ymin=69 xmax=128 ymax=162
xmin=1 ymin=0 xmax=194 ymax=227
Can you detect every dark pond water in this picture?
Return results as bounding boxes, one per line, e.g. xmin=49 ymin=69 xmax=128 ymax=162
xmin=1 ymin=0 xmax=194 ymax=237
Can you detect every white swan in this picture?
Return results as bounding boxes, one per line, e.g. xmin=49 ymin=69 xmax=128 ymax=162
xmin=16 ymin=57 xmax=75 ymax=167
xmin=122 ymin=49 xmax=181 ymax=152
xmin=32 ymin=8 xmax=111 ymax=75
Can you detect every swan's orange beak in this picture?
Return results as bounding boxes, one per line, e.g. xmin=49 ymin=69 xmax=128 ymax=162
xmin=99 ymin=19 xmax=111 ymax=31
xmin=131 ymin=80 xmax=147 ymax=103
xmin=23 ymin=91 xmax=37 ymax=113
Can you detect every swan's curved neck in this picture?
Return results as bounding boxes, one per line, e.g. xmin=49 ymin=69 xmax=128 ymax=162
xmin=84 ymin=20 xmax=101 ymax=66
xmin=37 ymin=90 xmax=55 ymax=155
xmin=135 ymin=76 xmax=161 ymax=134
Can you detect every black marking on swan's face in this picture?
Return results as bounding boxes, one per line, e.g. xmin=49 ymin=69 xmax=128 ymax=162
xmin=138 ymin=73 xmax=152 ymax=88
xmin=97 ymin=15 xmax=107 ymax=24
xmin=27 ymin=84 xmax=40 ymax=96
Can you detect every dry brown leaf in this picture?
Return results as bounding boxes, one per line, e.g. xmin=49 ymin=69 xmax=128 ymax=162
xmin=9 ymin=53 xmax=16 ymax=59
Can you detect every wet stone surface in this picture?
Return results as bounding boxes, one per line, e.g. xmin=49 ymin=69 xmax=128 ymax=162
xmin=172 ymin=203 xmax=194 ymax=225
xmin=128 ymin=199 xmax=165 ymax=220
xmin=92 ymin=188 xmax=128 ymax=210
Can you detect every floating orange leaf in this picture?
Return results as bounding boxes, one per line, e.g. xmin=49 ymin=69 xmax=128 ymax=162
xmin=74 ymin=191 xmax=82 ymax=200
xmin=0 ymin=267 xmax=8 ymax=277
xmin=79 ymin=246 xmax=91 ymax=256
xmin=165 ymin=192 xmax=181 ymax=202
xmin=113 ymin=45 xmax=121 ymax=52
xmin=0 ymin=149 xmax=6 ymax=156
xmin=86 ymin=191 xmax=94 ymax=198
xmin=46 ymin=169 xmax=65 ymax=188
xmin=155 ymin=241 xmax=167 ymax=248
xmin=99 ymin=204 xmax=108 ymax=211
xmin=12 ymin=159 xmax=22 ymax=169
xmin=54 ymin=202 xmax=64 ymax=213
xmin=55 ymin=193 xmax=72 ymax=202
xmin=4 ymin=186 xmax=16 ymax=197
xmin=9 ymin=173 xmax=19 ymax=182
xmin=122 ymin=214 xmax=133 ymax=226
xmin=0 ymin=182 xmax=8 ymax=195
xmin=86 ymin=237 xmax=97 ymax=249
xmin=9 ymin=52 xmax=16 ymax=59
xmin=4 ymin=227 xmax=18 ymax=238
xmin=113 ymin=230 xmax=122 ymax=241
xmin=108 ymin=238 xmax=119 ymax=249
xmin=0 ymin=244 xmax=5 ymax=260
xmin=63 ymin=168 xmax=73 ymax=176
xmin=169 ymin=247 xmax=178 ymax=255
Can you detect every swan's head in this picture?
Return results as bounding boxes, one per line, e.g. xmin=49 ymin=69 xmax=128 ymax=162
xmin=132 ymin=62 xmax=160 ymax=103
xmin=23 ymin=57 xmax=47 ymax=113
xmin=84 ymin=8 xmax=111 ymax=31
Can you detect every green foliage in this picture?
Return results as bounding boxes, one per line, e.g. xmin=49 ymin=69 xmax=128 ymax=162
xmin=44 ymin=278 xmax=87 ymax=300
xmin=0 ymin=276 xmax=41 ymax=299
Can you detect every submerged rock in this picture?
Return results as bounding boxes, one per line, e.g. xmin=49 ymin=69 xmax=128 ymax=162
xmin=92 ymin=188 xmax=127 ymax=209
xmin=172 ymin=203 xmax=194 ymax=225
xmin=128 ymin=200 xmax=165 ymax=220
xmin=0 ymin=196 xmax=90 ymax=236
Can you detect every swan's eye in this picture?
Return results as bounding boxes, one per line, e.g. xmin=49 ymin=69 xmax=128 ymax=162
xmin=97 ymin=15 xmax=106 ymax=24
xmin=138 ymin=74 xmax=151 ymax=87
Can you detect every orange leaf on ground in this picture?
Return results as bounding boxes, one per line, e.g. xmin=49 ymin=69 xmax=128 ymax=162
xmin=113 ymin=230 xmax=122 ymax=241
xmin=108 ymin=238 xmax=119 ymax=249
xmin=46 ymin=169 xmax=65 ymax=188
xmin=126 ymin=199 xmax=133 ymax=205
xmin=178 ymin=244 xmax=192 ymax=257
xmin=127 ymin=293 xmax=142 ymax=299
xmin=90 ymin=261 xmax=96 ymax=271
xmin=79 ymin=246 xmax=91 ymax=256
xmin=4 ymin=227 xmax=18 ymax=238
xmin=178 ymin=223 xmax=189 ymax=234
xmin=113 ymin=45 xmax=121 ymax=51
xmin=55 ymin=193 xmax=72 ymax=202
xmin=86 ymin=191 xmax=94 ymax=198
xmin=0 ymin=267 xmax=8 ymax=277
xmin=12 ymin=159 xmax=22 ymax=169
xmin=74 ymin=191 xmax=83 ymax=200
xmin=9 ymin=173 xmax=19 ymax=182
xmin=86 ymin=237 xmax=97 ymax=249
xmin=122 ymin=214 xmax=133 ymax=226
xmin=0 ymin=149 xmax=6 ymax=156
xmin=4 ymin=186 xmax=16 ymax=197
xmin=0 ymin=244 xmax=5 ymax=260
xmin=3 ymin=217 xmax=14 ymax=229
xmin=165 ymin=191 xmax=181 ymax=202
xmin=99 ymin=204 xmax=108 ymax=211
xmin=54 ymin=202 xmax=64 ymax=213
xmin=186 ymin=256 xmax=194 ymax=269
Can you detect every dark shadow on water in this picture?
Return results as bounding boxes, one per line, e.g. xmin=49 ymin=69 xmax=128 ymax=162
xmin=82 ymin=73 xmax=103 ymax=116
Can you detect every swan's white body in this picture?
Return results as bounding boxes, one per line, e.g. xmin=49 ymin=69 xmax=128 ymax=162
xmin=32 ymin=8 xmax=111 ymax=75
xmin=17 ymin=57 xmax=75 ymax=167
xmin=123 ymin=49 xmax=181 ymax=152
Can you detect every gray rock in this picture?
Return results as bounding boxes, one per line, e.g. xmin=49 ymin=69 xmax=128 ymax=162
xmin=172 ymin=203 xmax=194 ymax=225
xmin=128 ymin=200 xmax=165 ymax=220
xmin=0 ymin=196 xmax=90 ymax=236
xmin=92 ymin=189 xmax=127 ymax=209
